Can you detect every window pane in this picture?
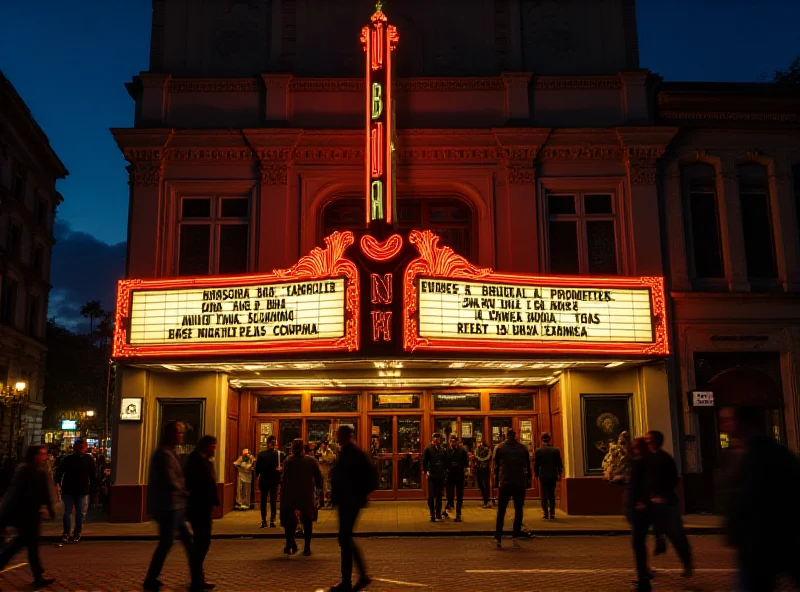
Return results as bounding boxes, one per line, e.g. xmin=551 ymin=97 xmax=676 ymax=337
xmin=323 ymin=200 xmax=365 ymax=232
xmin=548 ymin=221 xmax=580 ymax=274
xmin=489 ymin=393 xmax=534 ymax=411
xmin=583 ymin=194 xmax=613 ymax=215
xmin=740 ymin=191 xmax=778 ymax=278
xmin=221 ymin=198 xmax=249 ymax=218
xmin=794 ymin=165 xmax=800 ymax=251
xmin=688 ymin=192 xmax=724 ymax=278
xmin=310 ymin=395 xmax=359 ymax=413
xmin=218 ymin=224 xmax=248 ymax=274
xmin=548 ymin=195 xmax=575 ymax=215
xmin=433 ymin=392 xmax=481 ymax=411
xmin=372 ymin=393 xmax=420 ymax=409
xmin=178 ymin=225 xmax=211 ymax=276
xmin=429 ymin=203 xmax=470 ymax=223
xmin=257 ymin=395 xmax=302 ymax=414
xmin=397 ymin=201 xmax=422 ymax=225
xmin=182 ymin=198 xmax=211 ymax=218
xmin=586 ymin=220 xmax=618 ymax=275
xmin=398 ymin=417 xmax=422 ymax=452
xmin=435 ymin=228 xmax=471 ymax=259
xmin=371 ymin=417 xmax=393 ymax=454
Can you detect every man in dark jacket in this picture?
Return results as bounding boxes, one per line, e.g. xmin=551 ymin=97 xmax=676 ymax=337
xmin=329 ymin=425 xmax=376 ymax=592
xmin=184 ymin=435 xmax=220 ymax=592
xmin=255 ymin=435 xmax=281 ymax=528
xmin=534 ymin=432 xmax=563 ymax=520
xmin=474 ymin=438 xmax=493 ymax=508
xmin=646 ymin=430 xmax=693 ymax=578
xmin=280 ymin=438 xmax=322 ymax=556
xmin=0 ymin=445 xmax=56 ymax=588
xmin=422 ymin=433 xmax=447 ymax=522
xmin=493 ymin=429 xmax=532 ymax=547
xmin=444 ymin=435 xmax=469 ymax=521
xmin=54 ymin=438 xmax=97 ymax=543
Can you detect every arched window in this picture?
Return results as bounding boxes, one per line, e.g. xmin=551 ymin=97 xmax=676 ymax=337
xmin=738 ymin=163 xmax=777 ymax=280
xmin=322 ymin=197 xmax=474 ymax=259
xmin=681 ymin=163 xmax=724 ymax=279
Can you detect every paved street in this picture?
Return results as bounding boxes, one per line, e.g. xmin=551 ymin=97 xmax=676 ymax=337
xmin=2 ymin=535 xmax=787 ymax=592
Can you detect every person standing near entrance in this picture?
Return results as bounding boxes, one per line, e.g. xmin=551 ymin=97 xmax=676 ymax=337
xmin=318 ymin=440 xmax=336 ymax=509
xmin=256 ymin=436 xmax=281 ymax=528
xmin=474 ymin=438 xmax=492 ymax=508
xmin=645 ymin=430 xmax=693 ymax=579
xmin=54 ymin=438 xmax=97 ymax=543
xmin=144 ymin=420 xmax=195 ymax=592
xmin=329 ymin=425 xmax=376 ymax=592
xmin=184 ymin=435 xmax=219 ymax=592
xmin=534 ymin=432 xmax=563 ymax=520
xmin=493 ymin=428 xmax=532 ymax=548
xmin=233 ymin=448 xmax=254 ymax=510
xmin=280 ymin=438 xmax=322 ymax=556
xmin=423 ymin=433 xmax=447 ymax=522
xmin=444 ymin=435 xmax=469 ymax=522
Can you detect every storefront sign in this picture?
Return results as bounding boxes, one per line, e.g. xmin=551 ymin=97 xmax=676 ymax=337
xmin=120 ymin=397 xmax=143 ymax=422
xmin=689 ymin=391 xmax=715 ymax=407
xmin=61 ymin=419 xmax=77 ymax=431
xmin=404 ymin=230 xmax=668 ymax=355
xmin=113 ymin=232 xmax=360 ymax=359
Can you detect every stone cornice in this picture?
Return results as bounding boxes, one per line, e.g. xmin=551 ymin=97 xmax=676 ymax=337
xmin=533 ymin=76 xmax=621 ymax=90
xmin=659 ymin=110 xmax=799 ymax=123
xmin=501 ymin=72 xmax=533 ymax=89
xmin=112 ymin=129 xmax=173 ymax=163
xmin=539 ymin=146 xmax=623 ymax=160
xmin=168 ymin=79 xmax=260 ymax=93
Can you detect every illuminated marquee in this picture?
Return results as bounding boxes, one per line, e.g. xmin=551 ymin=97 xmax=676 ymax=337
xmin=404 ymin=230 xmax=668 ymax=355
xmin=361 ymin=2 xmax=398 ymax=226
xmin=113 ymin=232 xmax=359 ymax=359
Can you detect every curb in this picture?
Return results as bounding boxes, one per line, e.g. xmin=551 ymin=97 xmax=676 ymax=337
xmin=42 ymin=526 xmax=723 ymax=543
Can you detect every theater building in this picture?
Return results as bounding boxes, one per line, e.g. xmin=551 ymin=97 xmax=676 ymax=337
xmin=108 ymin=0 xmax=798 ymax=522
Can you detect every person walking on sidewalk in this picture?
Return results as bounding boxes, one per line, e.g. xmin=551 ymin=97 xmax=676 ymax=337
xmin=0 ymin=445 xmax=56 ymax=588
xmin=54 ymin=437 xmax=97 ymax=544
xmin=280 ymin=438 xmax=322 ymax=556
xmin=444 ymin=435 xmax=469 ymax=522
xmin=493 ymin=428 xmax=532 ymax=548
xmin=534 ymin=432 xmax=563 ymax=520
xmin=626 ymin=437 xmax=655 ymax=592
xmin=329 ymin=425 xmax=376 ymax=592
xmin=184 ymin=435 xmax=220 ymax=592
xmin=474 ymin=437 xmax=492 ymax=508
xmin=645 ymin=430 xmax=693 ymax=579
xmin=256 ymin=436 xmax=281 ymax=528
xmin=423 ymin=433 xmax=447 ymax=522
xmin=144 ymin=421 xmax=195 ymax=592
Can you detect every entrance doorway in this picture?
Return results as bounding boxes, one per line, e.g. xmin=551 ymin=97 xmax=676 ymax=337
xmin=369 ymin=415 xmax=423 ymax=499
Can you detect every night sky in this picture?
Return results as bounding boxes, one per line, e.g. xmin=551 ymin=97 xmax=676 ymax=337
xmin=0 ymin=0 xmax=797 ymax=328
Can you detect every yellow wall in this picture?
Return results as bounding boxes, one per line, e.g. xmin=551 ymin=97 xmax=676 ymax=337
xmin=115 ymin=367 xmax=230 ymax=485
xmin=558 ymin=363 xmax=672 ymax=478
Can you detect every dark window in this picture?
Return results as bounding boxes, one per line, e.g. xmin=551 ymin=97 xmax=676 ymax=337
xmin=27 ymin=295 xmax=40 ymax=337
xmin=8 ymin=223 xmax=22 ymax=257
xmin=178 ymin=196 xmax=249 ymax=276
xmin=257 ymin=395 xmax=302 ymax=414
xmin=793 ymin=165 xmax=800 ymax=254
xmin=1 ymin=278 xmax=18 ymax=326
xmin=739 ymin=164 xmax=777 ymax=279
xmin=12 ymin=168 xmax=26 ymax=202
xmin=32 ymin=245 xmax=44 ymax=276
xmin=36 ymin=200 xmax=48 ymax=227
xmin=681 ymin=164 xmax=725 ymax=279
xmin=432 ymin=392 xmax=481 ymax=411
xmin=489 ymin=393 xmax=535 ymax=411
xmin=546 ymin=192 xmax=618 ymax=275
xmin=178 ymin=225 xmax=211 ymax=276
xmin=310 ymin=395 xmax=359 ymax=413
xmin=371 ymin=393 xmax=421 ymax=409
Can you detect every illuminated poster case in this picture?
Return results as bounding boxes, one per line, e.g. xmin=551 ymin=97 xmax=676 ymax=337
xmin=113 ymin=232 xmax=359 ymax=359
xmin=404 ymin=230 xmax=668 ymax=356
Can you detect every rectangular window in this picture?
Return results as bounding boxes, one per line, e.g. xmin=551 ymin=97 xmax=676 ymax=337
xmin=1 ymin=278 xmax=18 ymax=326
xmin=256 ymin=395 xmax=302 ymax=414
xmin=177 ymin=196 xmax=249 ymax=276
xmin=793 ymin=165 xmax=800 ymax=253
xmin=37 ymin=199 xmax=48 ymax=227
xmin=371 ymin=393 xmax=421 ymax=409
xmin=739 ymin=164 xmax=777 ymax=279
xmin=8 ymin=223 xmax=21 ymax=258
xmin=32 ymin=245 xmax=44 ymax=277
xmin=310 ymin=395 xmax=359 ymax=413
xmin=27 ymin=295 xmax=40 ymax=337
xmin=12 ymin=167 xmax=26 ymax=202
xmin=489 ymin=393 xmax=535 ymax=411
xmin=546 ymin=192 xmax=619 ymax=275
xmin=682 ymin=164 xmax=724 ymax=279
xmin=432 ymin=392 xmax=481 ymax=411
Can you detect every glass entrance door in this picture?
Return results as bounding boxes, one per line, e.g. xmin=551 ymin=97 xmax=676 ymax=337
xmin=369 ymin=415 xmax=423 ymax=499
xmin=432 ymin=416 xmax=486 ymax=494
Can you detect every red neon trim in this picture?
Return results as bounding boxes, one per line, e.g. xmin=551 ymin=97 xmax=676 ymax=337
xmin=360 ymin=233 xmax=403 ymax=261
xmin=385 ymin=24 xmax=398 ymax=225
xmin=371 ymin=122 xmax=383 ymax=178
xmin=361 ymin=25 xmax=372 ymax=225
xmin=370 ymin=273 xmax=393 ymax=305
xmin=402 ymin=230 xmax=669 ymax=356
xmin=113 ymin=231 xmax=360 ymax=360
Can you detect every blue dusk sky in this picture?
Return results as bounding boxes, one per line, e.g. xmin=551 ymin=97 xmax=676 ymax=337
xmin=0 ymin=0 xmax=797 ymax=329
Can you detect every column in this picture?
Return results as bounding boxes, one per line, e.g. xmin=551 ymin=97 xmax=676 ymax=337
xmin=125 ymin=155 xmax=164 ymax=278
xmin=257 ymin=153 xmax=293 ymax=272
xmin=624 ymin=148 xmax=665 ymax=276
xmin=717 ymin=155 xmax=750 ymax=291
xmin=663 ymin=159 xmax=692 ymax=291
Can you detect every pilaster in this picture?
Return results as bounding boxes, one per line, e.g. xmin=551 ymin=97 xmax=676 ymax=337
xmin=770 ymin=156 xmax=800 ymax=291
xmin=717 ymin=155 xmax=750 ymax=291
xmin=618 ymin=70 xmax=651 ymax=124
xmin=261 ymin=74 xmax=293 ymax=123
xmin=663 ymin=159 xmax=691 ymax=291
xmin=500 ymin=72 xmax=532 ymax=123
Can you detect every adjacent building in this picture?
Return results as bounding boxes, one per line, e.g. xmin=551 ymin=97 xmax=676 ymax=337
xmin=0 ymin=71 xmax=67 ymax=458
xmin=109 ymin=0 xmax=799 ymax=521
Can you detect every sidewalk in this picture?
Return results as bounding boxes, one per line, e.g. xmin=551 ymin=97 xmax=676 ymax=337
xmin=42 ymin=500 xmax=723 ymax=541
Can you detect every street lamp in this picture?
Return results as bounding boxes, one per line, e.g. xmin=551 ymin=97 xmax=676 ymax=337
xmin=0 ymin=380 xmax=29 ymax=461
xmin=86 ymin=410 xmax=95 ymax=418
xmin=14 ymin=381 xmax=26 ymax=392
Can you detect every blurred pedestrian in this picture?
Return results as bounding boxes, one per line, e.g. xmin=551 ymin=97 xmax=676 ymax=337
xmin=143 ymin=420 xmax=195 ymax=592
xmin=0 ymin=444 xmax=56 ymax=588
xmin=329 ymin=425 xmax=376 ymax=592
xmin=492 ymin=428 xmax=532 ymax=548
xmin=423 ymin=433 xmax=446 ymax=522
xmin=184 ymin=435 xmax=219 ymax=592
xmin=720 ymin=406 xmax=800 ymax=591
xmin=54 ymin=437 xmax=97 ymax=544
xmin=256 ymin=435 xmax=281 ymax=528
xmin=645 ymin=430 xmax=693 ymax=578
xmin=626 ymin=437 xmax=654 ymax=591
xmin=280 ymin=438 xmax=322 ymax=556
xmin=534 ymin=432 xmax=563 ymax=520
xmin=444 ymin=435 xmax=469 ymax=522
xmin=318 ymin=440 xmax=336 ymax=509
xmin=233 ymin=448 xmax=254 ymax=510
xmin=474 ymin=437 xmax=492 ymax=508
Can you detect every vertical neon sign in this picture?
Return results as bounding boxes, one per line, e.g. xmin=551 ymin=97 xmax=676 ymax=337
xmin=361 ymin=2 xmax=399 ymax=228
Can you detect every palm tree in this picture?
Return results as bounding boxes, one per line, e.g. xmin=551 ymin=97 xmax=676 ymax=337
xmin=97 ymin=310 xmax=115 ymax=350
xmin=79 ymin=301 xmax=105 ymax=340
